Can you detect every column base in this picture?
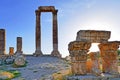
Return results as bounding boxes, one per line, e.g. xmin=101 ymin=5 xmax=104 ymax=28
xmin=0 ymin=51 xmax=6 ymax=55
xmin=15 ymin=51 xmax=23 ymax=57
xmin=33 ymin=50 xmax=43 ymax=56
xmin=51 ymin=50 xmax=61 ymax=58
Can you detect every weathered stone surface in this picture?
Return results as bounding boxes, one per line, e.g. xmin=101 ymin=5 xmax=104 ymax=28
xmin=34 ymin=6 xmax=61 ymax=57
xmin=0 ymin=29 xmax=6 ymax=55
xmin=68 ymin=41 xmax=91 ymax=75
xmin=14 ymin=55 xmax=26 ymax=66
xmin=15 ymin=37 xmax=23 ymax=54
xmin=9 ymin=47 xmax=14 ymax=56
xmin=98 ymin=42 xmax=119 ymax=74
xmin=34 ymin=10 xmax=43 ymax=56
xmin=65 ymin=56 xmax=71 ymax=61
xmin=39 ymin=6 xmax=56 ymax=12
xmin=51 ymin=50 xmax=61 ymax=58
xmin=68 ymin=41 xmax=91 ymax=51
xmin=89 ymin=52 xmax=102 ymax=76
xmin=51 ymin=10 xmax=61 ymax=57
xmin=76 ymin=30 xmax=111 ymax=43
xmin=70 ymin=50 xmax=88 ymax=61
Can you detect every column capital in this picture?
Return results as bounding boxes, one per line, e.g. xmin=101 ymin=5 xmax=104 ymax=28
xmin=52 ymin=10 xmax=58 ymax=15
xmin=35 ymin=10 xmax=41 ymax=16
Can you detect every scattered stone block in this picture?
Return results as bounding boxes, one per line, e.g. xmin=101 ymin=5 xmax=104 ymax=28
xmin=14 ymin=55 xmax=26 ymax=66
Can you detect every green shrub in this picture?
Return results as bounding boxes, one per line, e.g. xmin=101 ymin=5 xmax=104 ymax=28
xmin=118 ymin=49 xmax=120 ymax=55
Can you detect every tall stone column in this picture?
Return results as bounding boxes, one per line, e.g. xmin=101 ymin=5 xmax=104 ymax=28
xmin=68 ymin=41 xmax=91 ymax=75
xmin=51 ymin=10 xmax=61 ymax=58
xmin=0 ymin=29 xmax=6 ymax=55
xmin=15 ymin=37 xmax=23 ymax=54
xmin=98 ymin=42 xmax=119 ymax=74
xmin=34 ymin=10 xmax=43 ymax=56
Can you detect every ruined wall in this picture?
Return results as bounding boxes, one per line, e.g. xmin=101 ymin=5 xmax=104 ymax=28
xmin=68 ymin=41 xmax=91 ymax=75
xmin=98 ymin=42 xmax=119 ymax=74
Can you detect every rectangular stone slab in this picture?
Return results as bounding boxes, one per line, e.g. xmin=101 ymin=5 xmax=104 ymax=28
xmin=76 ymin=30 xmax=111 ymax=43
xmin=38 ymin=6 xmax=56 ymax=12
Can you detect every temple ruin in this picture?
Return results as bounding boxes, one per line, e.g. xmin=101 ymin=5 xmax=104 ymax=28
xmin=34 ymin=6 xmax=61 ymax=57
xmin=9 ymin=47 xmax=14 ymax=56
xmin=15 ymin=37 xmax=23 ymax=55
xmin=0 ymin=29 xmax=6 ymax=55
xmin=68 ymin=30 xmax=120 ymax=75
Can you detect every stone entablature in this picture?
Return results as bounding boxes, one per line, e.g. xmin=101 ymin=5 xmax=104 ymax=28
xmin=76 ymin=30 xmax=111 ymax=43
xmin=38 ymin=6 xmax=56 ymax=12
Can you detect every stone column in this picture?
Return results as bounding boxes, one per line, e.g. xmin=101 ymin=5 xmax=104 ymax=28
xmin=0 ymin=29 xmax=6 ymax=55
xmin=15 ymin=37 xmax=23 ymax=54
xmin=68 ymin=41 xmax=91 ymax=75
xmin=98 ymin=42 xmax=119 ymax=74
xmin=51 ymin=10 xmax=61 ymax=58
xmin=34 ymin=10 xmax=43 ymax=56
xmin=89 ymin=52 xmax=102 ymax=76
xmin=9 ymin=47 xmax=14 ymax=56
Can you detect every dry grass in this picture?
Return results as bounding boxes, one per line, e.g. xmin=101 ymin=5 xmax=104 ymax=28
xmin=0 ymin=71 xmax=14 ymax=79
xmin=52 ymin=67 xmax=72 ymax=80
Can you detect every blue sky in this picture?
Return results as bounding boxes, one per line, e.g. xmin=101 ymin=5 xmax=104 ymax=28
xmin=0 ymin=0 xmax=120 ymax=57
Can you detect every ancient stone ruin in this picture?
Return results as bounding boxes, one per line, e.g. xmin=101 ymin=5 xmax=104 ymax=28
xmin=89 ymin=52 xmax=102 ymax=76
xmin=98 ymin=42 xmax=119 ymax=74
xmin=15 ymin=37 xmax=23 ymax=54
xmin=0 ymin=29 xmax=6 ymax=55
xmin=68 ymin=30 xmax=120 ymax=76
xmin=34 ymin=6 xmax=61 ymax=58
xmin=0 ymin=30 xmax=26 ymax=66
xmin=69 ymin=41 xmax=91 ymax=75
xmin=9 ymin=47 xmax=14 ymax=56
xmin=14 ymin=37 xmax=26 ymax=66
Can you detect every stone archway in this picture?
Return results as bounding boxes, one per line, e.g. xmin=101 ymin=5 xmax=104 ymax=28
xmin=33 ymin=6 xmax=61 ymax=58
xmin=68 ymin=30 xmax=120 ymax=75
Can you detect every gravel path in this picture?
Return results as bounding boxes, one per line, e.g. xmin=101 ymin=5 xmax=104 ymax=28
xmin=2 ymin=55 xmax=69 ymax=80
